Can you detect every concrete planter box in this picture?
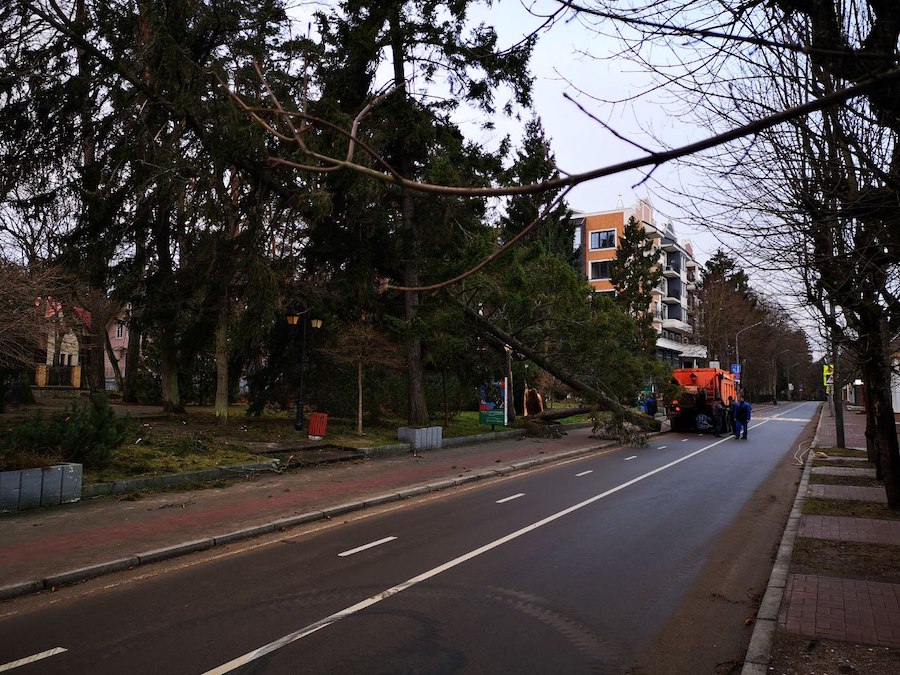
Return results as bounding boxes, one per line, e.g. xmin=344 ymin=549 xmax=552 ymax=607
xmin=0 ymin=463 xmax=82 ymax=513
xmin=397 ymin=426 xmax=443 ymax=451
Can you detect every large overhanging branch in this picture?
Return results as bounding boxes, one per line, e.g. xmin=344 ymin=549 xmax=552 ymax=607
xmin=379 ymin=186 xmax=575 ymax=294
xmin=242 ymin=63 xmax=900 ymax=198
xmin=457 ymin=300 xmax=660 ymax=432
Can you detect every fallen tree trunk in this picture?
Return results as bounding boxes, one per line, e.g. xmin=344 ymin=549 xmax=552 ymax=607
xmin=527 ymin=406 xmax=592 ymax=422
xmin=460 ymin=304 xmax=660 ymax=432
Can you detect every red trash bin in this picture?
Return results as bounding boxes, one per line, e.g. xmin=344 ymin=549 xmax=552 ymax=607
xmin=308 ymin=412 xmax=328 ymax=440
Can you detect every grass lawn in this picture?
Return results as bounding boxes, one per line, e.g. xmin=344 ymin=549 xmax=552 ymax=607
xmin=2 ymin=403 xmax=593 ymax=485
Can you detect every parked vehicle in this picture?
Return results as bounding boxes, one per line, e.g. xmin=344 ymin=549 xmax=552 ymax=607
xmin=666 ymin=368 xmax=737 ymax=432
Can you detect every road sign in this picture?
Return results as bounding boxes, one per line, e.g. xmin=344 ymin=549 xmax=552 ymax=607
xmin=823 ymin=364 xmax=834 ymax=386
xmin=731 ymin=364 xmax=741 ymax=374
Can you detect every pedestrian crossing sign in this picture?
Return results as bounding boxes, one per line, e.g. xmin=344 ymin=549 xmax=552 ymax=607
xmin=823 ymin=364 xmax=834 ymax=386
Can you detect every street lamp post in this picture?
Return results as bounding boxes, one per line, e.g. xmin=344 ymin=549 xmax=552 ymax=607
xmin=734 ymin=321 xmax=763 ymax=390
xmin=286 ymin=310 xmax=323 ymax=432
xmin=787 ymin=361 xmax=801 ymax=401
xmin=774 ymin=348 xmax=790 ymax=400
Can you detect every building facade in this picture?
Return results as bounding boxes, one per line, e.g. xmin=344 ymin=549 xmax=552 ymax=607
xmin=573 ymin=199 xmax=707 ymax=368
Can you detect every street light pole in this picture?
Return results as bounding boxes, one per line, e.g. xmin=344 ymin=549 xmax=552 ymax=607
xmin=787 ymin=361 xmax=801 ymax=401
xmin=734 ymin=321 xmax=763 ymax=385
xmin=286 ymin=310 xmax=323 ymax=432
xmin=774 ymin=348 xmax=790 ymax=400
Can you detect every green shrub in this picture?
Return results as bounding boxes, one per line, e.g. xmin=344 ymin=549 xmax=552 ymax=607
xmin=5 ymin=393 xmax=128 ymax=469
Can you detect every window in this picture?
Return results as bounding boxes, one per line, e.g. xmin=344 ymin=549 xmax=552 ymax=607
xmin=590 ymin=260 xmax=611 ymax=280
xmin=589 ymin=229 xmax=616 ymax=250
xmin=115 ymin=323 xmax=124 ymax=339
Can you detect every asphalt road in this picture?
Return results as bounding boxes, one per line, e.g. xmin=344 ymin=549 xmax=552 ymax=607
xmin=0 ymin=402 xmax=817 ymax=674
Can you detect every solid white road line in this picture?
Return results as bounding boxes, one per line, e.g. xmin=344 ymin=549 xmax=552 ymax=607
xmin=624 ymin=456 xmax=637 ymax=461
xmin=338 ymin=537 xmax=397 ymax=558
xmin=495 ymin=493 xmax=525 ymax=504
xmin=202 ymin=435 xmax=733 ymax=675
xmin=0 ymin=648 xmax=67 ymax=673
xmin=575 ymin=470 xmax=593 ymax=477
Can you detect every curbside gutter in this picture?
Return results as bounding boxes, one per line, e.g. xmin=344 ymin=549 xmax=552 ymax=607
xmin=740 ymin=404 xmax=822 ymax=674
xmin=0 ymin=433 xmax=616 ymax=602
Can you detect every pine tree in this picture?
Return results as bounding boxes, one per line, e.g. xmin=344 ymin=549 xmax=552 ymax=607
xmin=308 ymin=0 xmax=535 ymax=427
xmin=609 ymin=216 xmax=663 ymax=354
xmin=500 ymin=116 xmax=576 ymax=264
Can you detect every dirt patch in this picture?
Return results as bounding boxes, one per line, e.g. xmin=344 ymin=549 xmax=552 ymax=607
xmin=790 ymin=537 xmax=900 ymax=583
xmin=768 ymin=632 xmax=900 ymax=674
xmin=809 ymin=474 xmax=884 ymax=488
xmin=803 ymin=498 xmax=900 ymax=520
xmin=815 ymin=458 xmax=874 ymax=468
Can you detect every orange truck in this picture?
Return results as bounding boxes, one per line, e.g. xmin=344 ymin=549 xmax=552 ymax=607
xmin=666 ymin=368 xmax=737 ymax=432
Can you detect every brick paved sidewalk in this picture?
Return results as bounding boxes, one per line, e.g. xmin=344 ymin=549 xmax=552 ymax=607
xmin=779 ymin=574 xmax=900 ymax=647
xmin=807 ymin=484 xmax=887 ymax=502
xmin=773 ymin=403 xmax=900 ymax=652
xmin=798 ymin=515 xmax=900 ymax=545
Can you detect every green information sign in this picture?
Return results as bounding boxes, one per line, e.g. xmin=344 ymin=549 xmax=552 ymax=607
xmin=478 ymin=378 xmax=507 ymax=427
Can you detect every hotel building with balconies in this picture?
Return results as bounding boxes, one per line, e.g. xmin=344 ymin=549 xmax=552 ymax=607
xmin=573 ymin=199 xmax=707 ymax=368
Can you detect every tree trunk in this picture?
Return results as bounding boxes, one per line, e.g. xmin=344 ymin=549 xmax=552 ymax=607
xmin=356 ymin=358 xmax=364 ymax=435
xmin=859 ymin=317 xmax=900 ymax=509
xmin=505 ymin=346 xmax=516 ymax=424
xmin=530 ymin=406 xmax=592 ymax=422
xmin=159 ymin=333 xmax=182 ymax=413
xmin=214 ymin=296 xmax=229 ymax=426
xmin=123 ymin=316 xmax=141 ymax=403
xmin=390 ymin=12 xmax=428 ymax=427
xmin=104 ymin=329 xmax=123 ymax=391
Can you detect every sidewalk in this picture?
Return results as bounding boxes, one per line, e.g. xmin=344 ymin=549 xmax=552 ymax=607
xmin=743 ymin=403 xmax=900 ymax=674
xmin=0 ymin=424 xmax=620 ymax=600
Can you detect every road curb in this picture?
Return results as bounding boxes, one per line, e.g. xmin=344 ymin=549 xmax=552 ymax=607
xmin=0 ymin=438 xmax=616 ymax=602
xmin=741 ymin=404 xmax=822 ymax=674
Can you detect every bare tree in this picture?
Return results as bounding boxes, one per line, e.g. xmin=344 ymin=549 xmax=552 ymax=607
xmin=575 ymin=1 xmax=900 ymax=505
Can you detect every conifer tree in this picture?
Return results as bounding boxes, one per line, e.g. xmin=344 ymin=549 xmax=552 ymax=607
xmin=609 ymin=216 xmax=663 ymax=354
xmin=308 ymin=0 xmax=534 ymax=427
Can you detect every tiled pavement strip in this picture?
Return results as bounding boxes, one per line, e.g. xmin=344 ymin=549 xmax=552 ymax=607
xmin=742 ymin=405 xmax=900 ymax=674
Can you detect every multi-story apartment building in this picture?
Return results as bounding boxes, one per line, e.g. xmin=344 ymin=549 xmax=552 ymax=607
xmin=573 ymin=199 xmax=707 ymax=368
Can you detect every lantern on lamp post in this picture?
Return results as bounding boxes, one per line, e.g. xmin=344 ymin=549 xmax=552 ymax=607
xmin=286 ymin=310 xmax=323 ymax=431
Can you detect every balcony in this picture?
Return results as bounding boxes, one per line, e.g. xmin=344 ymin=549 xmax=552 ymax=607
xmin=641 ymin=220 xmax=662 ymax=239
xmin=662 ymin=318 xmax=693 ymax=334
xmin=662 ymin=265 xmax=682 ymax=278
xmin=660 ymin=239 xmax=679 ymax=252
xmin=661 ymin=294 xmax=680 ymax=304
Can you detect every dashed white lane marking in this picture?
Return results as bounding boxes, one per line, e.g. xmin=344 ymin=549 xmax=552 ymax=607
xmin=496 ymin=493 xmax=525 ymax=504
xmin=575 ymin=470 xmax=593 ymax=477
xmin=0 ymin=648 xmax=67 ymax=672
xmin=658 ymin=445 xmax=667 ymax=449
xmin=338 ymin=537 xmax=397 ymax=558
xmin=202 ymin=435 xmax=730 ymax=675
xmin=681 ymin=438 xmax=689 ymax=442
xmin=624 ymin=456 xmax=637 ymax=461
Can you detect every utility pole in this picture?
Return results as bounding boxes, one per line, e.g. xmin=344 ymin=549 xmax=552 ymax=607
xmin=829 ymin=301 xmax=845 ymax=448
